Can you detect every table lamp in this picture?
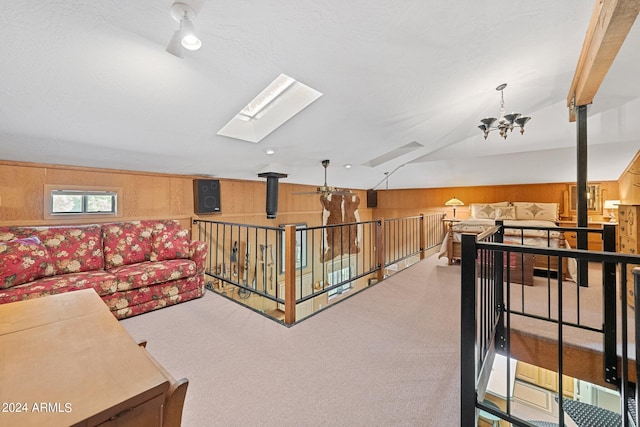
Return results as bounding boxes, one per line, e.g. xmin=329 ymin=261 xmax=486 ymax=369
xmin=445 ymin=197 xmax=464 ymax=218
xmin=603 ymin=200 xmax=620 ymax=222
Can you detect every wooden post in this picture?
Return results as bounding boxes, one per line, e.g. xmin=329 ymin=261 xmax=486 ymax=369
xmin=376 ymin=219 xmax=385 ymax=283
xmin=419 ymin=214 xmax=425 ymax=260
xmin=284 ymin=224 xmax=297 ymax=325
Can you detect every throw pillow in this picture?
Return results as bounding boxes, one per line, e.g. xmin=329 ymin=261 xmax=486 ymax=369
xmin=151 ymin=228 xmax=191 ymax=261
xmin=0 ymin=237 xmax=54 ymax=289
xmin=512 ymin=202 xmax=558 ymax=221
xmin=469 ymin=202 xmax=510 ymax=219
xmin=495 ymin=206 xmax=517 ymax=220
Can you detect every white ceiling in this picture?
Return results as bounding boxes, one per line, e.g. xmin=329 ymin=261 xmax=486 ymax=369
xmin=1 ymin=1 xmax=639 ymax=190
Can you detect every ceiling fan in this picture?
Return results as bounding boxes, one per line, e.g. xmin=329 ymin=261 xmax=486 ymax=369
xmin=293 ymin=159 xmax=352 ymax=196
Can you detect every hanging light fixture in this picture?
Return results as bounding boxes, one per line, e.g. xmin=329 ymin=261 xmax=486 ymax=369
xmin=478 ymin=84 xmax=531 ymax=140
xmin=166 ymin=2 xmax=202 ymax=58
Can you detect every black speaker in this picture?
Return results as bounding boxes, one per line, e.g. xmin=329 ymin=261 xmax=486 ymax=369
xmin=367 ymin=189 xmax=378 ymax=208
xmin=194 ymin=179 xmax=221 ymax=214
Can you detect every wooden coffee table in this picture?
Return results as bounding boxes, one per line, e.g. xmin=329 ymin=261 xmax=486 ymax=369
xmin=0 ymin=289 xmax=169 ymax=427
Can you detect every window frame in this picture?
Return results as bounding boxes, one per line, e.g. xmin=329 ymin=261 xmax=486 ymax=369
xmin=44 ymin=184 xmax=123 ymax=220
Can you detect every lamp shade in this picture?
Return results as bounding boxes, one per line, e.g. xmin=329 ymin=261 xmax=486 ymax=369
xmin=445 ymin=197 xmax=464 ymax=207
xmin=603 ymin=200 xmax=620 ymax=210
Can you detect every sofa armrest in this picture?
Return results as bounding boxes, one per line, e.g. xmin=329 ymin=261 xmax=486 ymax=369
xmin=189 ymin=241 xmax=207 ymax=275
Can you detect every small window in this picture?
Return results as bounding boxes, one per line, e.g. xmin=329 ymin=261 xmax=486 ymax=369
xmin=50 ymin=190 xmax=117 ymax=215
xmin=327 ymin=265 xmax=352 ymax=299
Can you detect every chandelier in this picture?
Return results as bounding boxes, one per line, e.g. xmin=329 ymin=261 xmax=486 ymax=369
xmin=479 ymin=83 xmax=531 ymax=140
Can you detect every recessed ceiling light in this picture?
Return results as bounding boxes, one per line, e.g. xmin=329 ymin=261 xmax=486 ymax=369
xmin=217 ymin=73 xmax=322 ymax=143
xmin=345 ymin=164 xmax=352 ymax=169
xmin=265 ymin=148 xmax=275 ymax=155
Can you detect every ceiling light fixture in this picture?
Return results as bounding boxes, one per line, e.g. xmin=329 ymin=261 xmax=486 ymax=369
xmin=166 ymin=2 xmax=202 ymax=58
xmin=265 ymin=148 xmax=276 ymax=155
xmin=479 ymin=84 xmax=531 ymax=140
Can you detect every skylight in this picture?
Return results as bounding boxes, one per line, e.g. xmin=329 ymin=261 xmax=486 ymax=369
xmin=217 ymin=74 xmax=322 ymax=143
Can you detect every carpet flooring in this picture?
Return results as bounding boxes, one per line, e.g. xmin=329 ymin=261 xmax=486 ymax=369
xmin=121 ymin=254 xmax=462 ymax=427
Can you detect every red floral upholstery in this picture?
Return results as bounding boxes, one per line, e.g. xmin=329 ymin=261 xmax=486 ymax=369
xmin=35 ymin=225 xmax=104 ymax=274
xmin=111 ymin=287 xmax=204 ymax=319
xmin=0 ymin=237 xmax=55 ymax=289
xmin=109 ymin=259 xmax=196 ymax=291
xmin=190 ymin=241 xmax=208 ymax=275
xmin=151 ymin=228 xmax=191 ymax=261
xmin=0 ymin=271 xmax=117 ymax=304
xmin=102 ymin=276 xmax=200 ymax=313
xmin=102 ymin=221 xmax=154 ymax=269
xmin=0 ymin=220 xmax=207 ymax=319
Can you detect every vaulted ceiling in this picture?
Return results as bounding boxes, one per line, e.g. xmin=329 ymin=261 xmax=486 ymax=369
xmin=1 ymin=1 xmax=639 ymax=190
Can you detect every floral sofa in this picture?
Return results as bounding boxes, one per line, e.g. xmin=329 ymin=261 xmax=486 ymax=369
xmin=0 ymin=220 xmax=207 ymax=319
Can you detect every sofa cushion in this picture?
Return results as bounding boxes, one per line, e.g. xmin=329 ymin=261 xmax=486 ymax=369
xmin=0 ymin=237 xmax=55 ymax=289
xmin=151 ymin=228 xmax=191 ymax=261
xmin=102 ymin=221 xmax=154 ymax=269
xmin=35 ymin=225 xmax=105 ymax=274
xmin=110 ymin=259 xmax=197 ymax=291
xmin=109 ymin=283 xmax=204 ymax=319
xmin=0 ymin=227 xmax=40 ymax=242
xmin=0 ymin=271 xmax=118 ymax=304
xmin=102 ymin=275 xmax=201 ymax=312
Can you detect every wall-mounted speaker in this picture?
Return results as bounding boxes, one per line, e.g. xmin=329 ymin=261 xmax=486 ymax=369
xmin=367 ymin=189 xmax=378 ymax=208
xmin=194 ymin=179 xmax=221 ymax=214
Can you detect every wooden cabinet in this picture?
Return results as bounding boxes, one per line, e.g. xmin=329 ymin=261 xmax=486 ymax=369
xmin=558 ymin=221 xmax=615 ymax=251
xmin=515 ymin=361 xmax=574 ymax=398
xmin=618 ymin=204 xmax=640 ymax=308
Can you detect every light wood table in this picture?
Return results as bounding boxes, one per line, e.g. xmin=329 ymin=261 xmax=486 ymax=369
xmin=0 ymin=289 xmax=169 ymax=427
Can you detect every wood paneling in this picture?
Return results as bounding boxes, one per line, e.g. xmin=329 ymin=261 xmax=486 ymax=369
xmin=619 ymin=149 xmax=640 ymax=203
xmin=0 ymin=161 xmax=368 ymax=229
xmin=373 ymin=181 xmax=619 ymax=222
xmin=1 ymin=157 xmax=633 ymax=228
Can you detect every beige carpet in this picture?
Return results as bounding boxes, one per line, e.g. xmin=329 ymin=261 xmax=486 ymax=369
xmin=121 ymin=254 xmax=462 ymax=427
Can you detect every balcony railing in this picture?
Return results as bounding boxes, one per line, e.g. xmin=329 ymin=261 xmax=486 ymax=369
xmin=193 ymin=212 xmax=445 ymax=325
xmin=460 ymin=221 xmax=640 ymax=426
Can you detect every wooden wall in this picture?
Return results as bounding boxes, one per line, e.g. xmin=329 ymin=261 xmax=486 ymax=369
xmin=618 ymin=150 xmax=640 ymax=204
xmin=4 ymin=152 xmax=640 ymax=228
xmin=0 ymin=161 xmax=370 ymax=229
xmin=372 ymin=181 xmax=620 ymax=222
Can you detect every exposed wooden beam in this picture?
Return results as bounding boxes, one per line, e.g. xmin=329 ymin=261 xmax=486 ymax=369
xmin=567 ymin=0 xmax=640 ymax=122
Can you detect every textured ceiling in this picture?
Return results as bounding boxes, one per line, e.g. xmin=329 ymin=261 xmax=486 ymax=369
xmin=1 ymin=1 xmax=639 ymax=190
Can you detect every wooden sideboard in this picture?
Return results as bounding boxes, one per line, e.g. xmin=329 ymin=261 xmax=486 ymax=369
xmin=619 ymin=204 xmax=640 ymax=308
xmin=0 ymin=290 xmax=172 ymax=427
xmin=557 ymin=220 xmax=617 ymax=252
